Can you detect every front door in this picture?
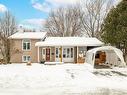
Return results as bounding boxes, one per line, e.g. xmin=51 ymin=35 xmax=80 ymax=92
xmin=55 ymin=47 xmax=60 ymax=62
xmin=46 ymin=48 xmax=50 ymax=61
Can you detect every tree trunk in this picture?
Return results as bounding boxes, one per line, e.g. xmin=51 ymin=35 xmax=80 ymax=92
xmin=6 ymin=39 xmax=10 ymax=63
xmin=124 ymin=48 xmax=127 ymax=64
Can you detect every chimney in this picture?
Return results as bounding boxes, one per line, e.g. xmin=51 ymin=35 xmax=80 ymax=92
xmin=18 ymin=25 xmax=24 ymax=33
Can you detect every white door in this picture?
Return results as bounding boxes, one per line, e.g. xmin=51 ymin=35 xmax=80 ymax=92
xmin=42 ymin=48 xmax=46 ymax=60
xmin=55 ymin=47 xmax=60 ymax=62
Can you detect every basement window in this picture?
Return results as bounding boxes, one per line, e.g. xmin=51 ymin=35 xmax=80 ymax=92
xmin=22 ymin=55 xmax=31 ymax=62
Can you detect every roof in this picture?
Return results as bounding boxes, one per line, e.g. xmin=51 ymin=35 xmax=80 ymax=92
xmin=35 ymin=37 xmax=103 ymax=46
xmin=87 ymin=46 xmax=122 ymax=54
xmin=8 ymin=32 xmax=47 ymax=39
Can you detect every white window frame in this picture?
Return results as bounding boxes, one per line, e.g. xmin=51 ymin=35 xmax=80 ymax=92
xmin=55 ymin=47 xmax=59 ymax=58
xmin=22 ymin=39 xmax=31 ymax=51
xmin=42 ymin=48 xmax=46 ymax=60
xmin=69 ymin=48 xmax=74 ymax=58
xmin=22 ymin=55 xmax=31 ymax=62
xmin=63 ymin=48 xmax=67 ymax=58
xmin=63 ymin=48 xmax=74 ymax=58
xmin=42 ymin=48 xmax=46 ymax=55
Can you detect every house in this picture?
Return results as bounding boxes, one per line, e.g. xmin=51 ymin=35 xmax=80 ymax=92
xmin=85 ymin=46 xmax=126 ymax=68
xmin=9 ymin=31 xmax=103 ymax=63
xmin=35 ymin=37 xmax=103 ymax=63
xmin=9 ymin=32 xmax=47 ymax=63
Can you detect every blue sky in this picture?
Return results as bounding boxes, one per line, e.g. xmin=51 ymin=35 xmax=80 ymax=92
xmin=0 ymin=0 xmax=119 ymax=30
xmin=0 ymin=0 xmax=79 ymax=29
xmin=0 ymin=0 xmax=48 ymax=29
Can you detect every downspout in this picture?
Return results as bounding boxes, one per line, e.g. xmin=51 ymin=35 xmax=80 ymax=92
xmin=60 ymin=46 xmax=62 ymax=62
xmin=38 ymin=46 xmax=40 ymax=63
xmin=77 ymin=46 xmax=78 ymax=63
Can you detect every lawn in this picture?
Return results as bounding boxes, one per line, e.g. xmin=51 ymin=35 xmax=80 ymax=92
xmin=0 ymin=63 xmax=127 ymax=95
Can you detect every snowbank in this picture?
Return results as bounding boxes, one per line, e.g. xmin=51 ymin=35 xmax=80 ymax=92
xmin=0 ymin=63 xmax=127 ymax=95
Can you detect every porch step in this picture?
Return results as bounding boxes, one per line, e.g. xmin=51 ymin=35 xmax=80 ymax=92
xmin=44 ymin=62 xmax=64 ymax=65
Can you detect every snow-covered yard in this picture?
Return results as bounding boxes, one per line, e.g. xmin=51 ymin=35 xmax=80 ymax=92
xmin=0 ymin=63 xmax=127 ymax=95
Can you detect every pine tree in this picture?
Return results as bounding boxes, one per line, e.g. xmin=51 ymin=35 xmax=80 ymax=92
xmin=101 ymin=0 xmax=127 ymax=61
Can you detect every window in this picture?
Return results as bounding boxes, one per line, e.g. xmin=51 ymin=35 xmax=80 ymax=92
xmin=42 ymin=48 xmax=46 ymax=55
xmin=42 ymin=48 xmax=46 ymax=60
xmin=63 ymin=48 xmax=66 ymax=58
xmin=22 ymin=55 xmax=31 ymax=62
xmin=56 ymin=47 xmax=61 ymax=58
xmin=78 ymin=47 xmax=87 ymax=57
xmin=22 ymin=39 xmax=31 ymax=50
xmin=67 ymin=48 xmax=70 ymax=58
xmin=71 ymin=48 xmax=73 ymax=58
xmin=62 ymin=48 xmax=73 ymax=58
xmin=56 ymin=48 xmax=59 ymax=58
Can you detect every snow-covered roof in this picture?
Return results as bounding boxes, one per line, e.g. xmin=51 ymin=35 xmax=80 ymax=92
xmin=8 ymin=32 xmax=47 ymax=39
xmin=35 ymin=37 xmax=103 ymax=46
xmin=86 ymin=46 xmax=121 ymax=53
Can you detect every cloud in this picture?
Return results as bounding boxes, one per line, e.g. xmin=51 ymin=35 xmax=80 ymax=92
xmin=0 ymin=4 xmax=7 ymax=13
xmin=31 ymin=0 xmax=79 ymax=13
xmin=20 ymin=18 xmax=46 ymax=29
xmin=23 ymin=18 xmax=46 ymax=25
xmin=46 ymin=0 xmax=79 ymax=5
xmin=32 ymin=2 xmax=50 ymax=12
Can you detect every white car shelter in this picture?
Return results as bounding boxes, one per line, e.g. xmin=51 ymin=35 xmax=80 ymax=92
xmin=85 ymin=46 xmax=126 ymax=69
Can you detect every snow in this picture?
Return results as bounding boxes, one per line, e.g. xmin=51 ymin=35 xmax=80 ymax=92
xmin=44 ymin=61 xmax=64 ymax=65
xmin=8 ymin=32 xmax=47 ymax=39
xmin=0 ymin=63 xmax=127 ymax=95
xmin=35 ymin=37 xmax=103 ymax=46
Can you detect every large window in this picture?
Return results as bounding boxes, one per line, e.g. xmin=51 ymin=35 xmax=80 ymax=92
xmin=22 ymin=55 xmax=31 ymax=62
xmin=22 ymin=39 xmax=31 ymax=50
xmin=63 ymin=48 xmax=73 ymax=58
xmin=56 ymin=47 xmax=73 ymax=58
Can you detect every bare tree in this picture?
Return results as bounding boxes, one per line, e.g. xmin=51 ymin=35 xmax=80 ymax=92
xmin=0 ymin=11 xmax=17 ymax=63
xmin=44 ymin=6 xmax=82 ymax=37
xmin=80 ymin=0 xmax=114 ymax=38
xmin=44 ymin=0 xmax=115 ymax=37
